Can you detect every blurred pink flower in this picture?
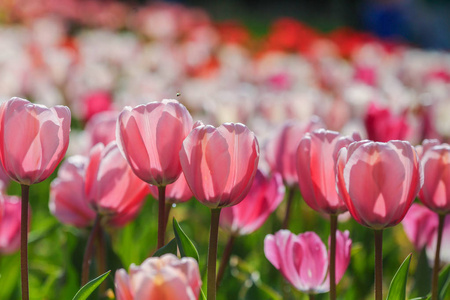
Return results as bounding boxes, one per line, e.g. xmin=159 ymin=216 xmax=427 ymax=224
xmin=81 ymin=90 xmax=113 ymax=122
xmin=149 ymin=172 xmax=193 ymax=204
xmin=402 ymin=203 xmax=439 ymax=250
xmin=84 ymin=111 xmax=118 ymax=149
xmin=426 ymin=215 xmax=450 ymax=265
xmin=0 ymin=195 xmax=30 ymax=254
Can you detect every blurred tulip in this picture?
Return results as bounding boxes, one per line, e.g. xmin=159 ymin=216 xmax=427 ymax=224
xmin=0 ymin=97 xmax=71 ymax=185
xmin=84 ymin=111 xmax=118 ymax=150
xmin=297 ymin=129 xmax=360 ymax=215
xmin=402 ymin=203 xmax=438 ymax=251
xmin=117 ymin=99 xmax=193 ymax=187
xmin=265 ymin=117 xmax=323 ymax=186
xmin=180 ymin=122 xmax=259 ymax=208
xmin=0 ymin=163 xmax=10 ymax=192
xmin=220 ymin=170 xmax=284 ymax=236
xmin=264 ymin=230 xmax=351 ymax=294
xmin=336 ymin=140 xmax=423 ymax=229
xmin=149 ymin=172 xmax=193 ymax=204
xmin=85 ymin=142 xmax=149 ymax=227
xmin=81 ymin=90 xmax=113 ymax=122
xmin=49 ymin=155 xmax=96 ymax=228
xmin=426 ymin=215 xmax=450 ymax=266
xmin=115 ymin=253 xmax=202 ymax=300
xmin=0 ymin=195 xmax=30 ymax=254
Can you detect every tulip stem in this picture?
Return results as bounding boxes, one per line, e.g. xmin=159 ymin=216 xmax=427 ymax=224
xmin=163 ymin=202 xmax=172 ymax=234
xmin=96 ymin=226 xmax=107 ymax=295
xmin=207 ymin=208 xmax=221 ymax=300
xmin=20 ymin=184 xmax=30 ymax=300
xmin=374 ymin=229 xmax=383 ymax=300
xmin=431 ymin=214 xmax=445 ymax=300
xmin=157 ymin=186 xmax=166 ymax=249
xmin=329 ymin=214 xmax=338 ymax=300
xmin=216 ymin=234 xmax=236 ymax=289
xmin=281 ymin=186 xmax=295 ymax=229
xmin=81 ymin=215 xmax=100 ymax=285
xmin=309 ymin=294 xmax=316 ymax=300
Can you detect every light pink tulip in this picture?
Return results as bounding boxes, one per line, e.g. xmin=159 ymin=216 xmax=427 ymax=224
xmin=296 ymin=129 xmax=360 ymax=215
xmin=116 ymin=99 xmax=193 ymax=186
xmin=0 ymin=163 xmax=10 ymax=192
xmin=49 ymin=155 xmax=96 ymax=227
xmin=264 ymin=230 xmax=352 ymax=294
xmin=402 ymin=203 xmax=438 ymax=250
xmin=418 ymin=142 xmax=450 ymax=214
xmin=0 ymin=97 xmax=71 ymax=185
xmin=220 ymin=170 xmax=285 ymax=236
xmin=149 ymin=172 xmax=193 ymax=204
xmin=84 ymin=111 xmax=118 ymax=150
xmin=115 ymin=253 xmax=202 ymax=300
xmin=179 ymin=122 xmax=259 ymax=208
xmin=265 ymin=117 xmax=323 ymax=186
xmin=336 ymin=140 xmax=423 ymax=229
xmin=85 ymin=142 xmax=150 ymax=227
xmin=0 ymin=195 xmax=30 ymax=254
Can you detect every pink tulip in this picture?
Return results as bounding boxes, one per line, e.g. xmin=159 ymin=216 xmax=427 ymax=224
xmin=296 ymin=129 xmax=360 ymax=215
xmin=265 ymin=118 xmax=323 ymax=186
xmin=49 ymin=155 xmax=96 ymax=228
xmin=264 ymin=230 xmax=352 ymax=294
xmin=418 ymin=142 xmax=450 ymax=215
xmin=115 ymin=253 xmax=202 ymax=300
xmin=0 ymin=97 xmax=71 ymax=185
xmin=81 ymin=90 xmax=113 ymax=122
xmin=0 ymin=163 xmax=10 ymax=192
xmin=0 ymin=195 xmax=30 ymax=254
xmin=415 ymin=139 xmax=441 ymax=158
xmin=85 ymin=142 xmax=150 ymax=227
xmin=149 ymin=172 xmax=193 ymax=204
xmin=179 ymin=122 xmax=259 ymax=208
xmin=220 ymin=170 xmax=285 ymax=236
xmin=402 ymin=203 xmax=439 ymax=250
xmin=117 ymin=99 xmax=193 ymax=186
xmin=336 ymin=140 xmax=423 ymax=229
xmin=84 ymin=111 xmax=118 ymax=150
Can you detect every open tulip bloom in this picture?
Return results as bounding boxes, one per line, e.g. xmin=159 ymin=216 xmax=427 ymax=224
xmin=336 ymin=140 xmax=423 ymax=300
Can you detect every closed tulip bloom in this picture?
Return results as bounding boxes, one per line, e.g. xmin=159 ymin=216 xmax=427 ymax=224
xmin=265 ymin=118 xmax=323 ymax=186
xmin=85 ymin=142 xmax=150 ymax=227
xmin=149 ymin=172 xmax=193 ymax=204
xmin=0 ymin=195 xmax=27 ymax=254
xmin=220 ymin=170 xmax=285 ymax=236
xmin=264 ymin=230 xmax=352 ymax=294
xmin=418 ymin=142 xmax=450 ymax=214
xmin=117 ymin=99 xmax=193 ymax=186
xmin=0 ymin=97 xmax=71 ymax=185
xmin=336 ymin=140 xmax=423 ymax=229
xmin=179 ymin=122 xmax=259 ymax=208
xmin=296 ymin=129 xmax=360 ymax=215
xmin=115 ymin=253 xmax=202 ymax=300
xmin=49 ymin=155 xmax=96 ymax=228
xmin=85 ymin=111 xmax=118 ymax=150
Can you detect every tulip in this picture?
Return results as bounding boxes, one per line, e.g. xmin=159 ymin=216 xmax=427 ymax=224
xmin=296 ymin=129 xmax=359 ymax=299
xmin=117 ymin=99 xmax=193 ymax=249
xmin=180 ymin=122 xmax=259 ymax=300
xmin=0 ymin=163 xmax=10 ymax=193
xmin=115 ymin=253 xmax=202 ymax=300
xmin=0 ymin=195 xmax=29 ymax=254
xmin=84 ymin=111 xmax=118 ymax=151
xmin=264 ymin=230 xmax=352 ymax=295
xmin=264 ymin=117 xmax=323 ymax=229
xmin=402 ymin=203 xmax=438 ymax=251
xmin=0 ymin=97 xmax=71 ymax=300
xmin=336 ymin=140 xmax=423 ymax=300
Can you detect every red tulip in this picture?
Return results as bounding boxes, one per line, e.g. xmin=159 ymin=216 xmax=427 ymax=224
xmin=149 ymin=172 xmax=193 ymax=204
xmin=336 ymin=140 xmax=423 ymax=229
xmin=179 ymin=122 xmax=259 ymax=208
xmin=296 ymin=129 xmax=360 ymax=215
xmin=265 ymin=118 xmax=323 ymax=186
xmin=49 ymin=155 xmax=96 ymax=228
xmin=0 ymin=195 xmax=30 ymax=254
xmin=117 ymin=99 xmax=193 ymax=187
xmin=85 ymin=142 xmax=150 ymax=227
xmin=0 ymin=97 xmax=71 ymax=185
xmin=220 ymin=170 xmax=285 ymax=236
xmin=115 ymin=253 xmax=202 ymax=300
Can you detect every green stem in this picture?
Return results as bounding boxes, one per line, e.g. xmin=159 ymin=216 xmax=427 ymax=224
xmin=431 ymin=214 xmax=445 ymax=300
xmin=157 ymin=186 xmax=166 ymax=249
xmin=81 ymin=215 xmax=100 ymax=285
xmin=20 ymin=184 xmax=30 ymax=300
xmin=163 ymin=202 xmax=172 ymax=235
xmin=207 ymin=208 xmax=222 ymax=300
xmin=281 ymin=186 xmax=295 ymax=229
xmin=374 ymin=229 xmax=383 ymax=300
xmin=216 ymin=234 xmax=236 ymax=289
xmin=309 ymin=294 xmax=316 ymax=300
xmin=329 ymin=214 xmax=338 ymax=300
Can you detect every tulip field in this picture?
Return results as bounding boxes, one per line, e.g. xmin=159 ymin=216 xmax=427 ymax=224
xmin=0 ymin=1 xmax=450 ymax=300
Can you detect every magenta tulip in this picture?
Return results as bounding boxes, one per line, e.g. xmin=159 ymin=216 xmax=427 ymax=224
xmin=0 ymin=195 xmax=29 ymax=254
xmin=264 ymin=230 xmax=352 ymax=294
xmin=0 ymin=97 xmax=71 ymax=185
xmin=115 ymin=254 xmax=202 ymax=300
xmin=49 ymin=156 xmax=96 ymax=228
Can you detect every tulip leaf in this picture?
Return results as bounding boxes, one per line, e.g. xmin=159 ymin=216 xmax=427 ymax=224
xmin=72 ymin=270 xmax=110 ymax=300
xmin=386 ymin=253 xmax=412 ymax=300
xmin=199 ymin=288 xmax=207 ymax=300
xmin=152 ymin=238 xmax=178 ymax=257
xmin=173 ymin=218 xmax=200 ymax=262
xmin=424 ymin=264 xmax=450 ymax=300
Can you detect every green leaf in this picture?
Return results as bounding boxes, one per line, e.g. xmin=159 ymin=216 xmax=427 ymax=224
xmin=199 ymin=288 xmax=207 ymax=300
xmin=386 ymin=253 xmax=412 ymax=300
xmin=438 ymin=264 xmax=450 ymax=300
xmin=173 ymin=218 xmax=200 ymax=262
xmin=72 ymin=270 xmax=110 ymax=300
xmin=152 ymin=238 xmax=178 ymax=257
